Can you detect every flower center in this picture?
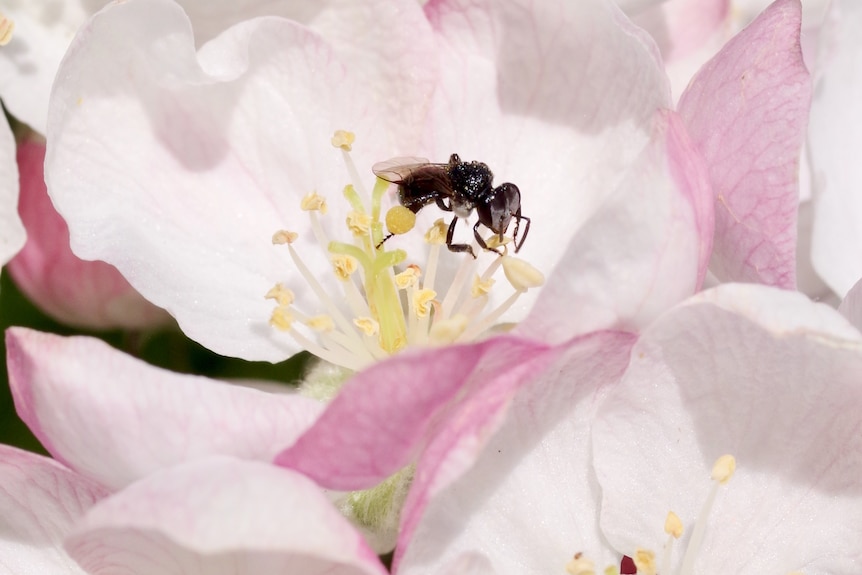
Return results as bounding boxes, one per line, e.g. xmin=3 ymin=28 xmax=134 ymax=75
xmin=266 ymin=131 xmax=544 ymax=371
xmin=565 ymin=455 xmax=751 ymax=575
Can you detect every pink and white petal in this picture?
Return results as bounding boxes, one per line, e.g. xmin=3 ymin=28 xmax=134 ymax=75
xmin=594 ymin=284 xmax=862 ymax=574
xmin=0 ymin=445 xmax=107 ymax=575
xmin=276 ymin=336 xmax=552 ymax=490
xmin=66 ymin=457 xmax=387 ymax=575
xmin=809 ymin=0 xmax=862 ymax=299
xmin=678 ymin=0 xmax=811 ymax=289
xmin=393 ymin=330 xmax=636 ymax=574
xmin=46 ymin=0 xmax=434 ymax=362
xmin=520 ymin=110 xmax=713 ymax=344
xmin=6 ymin=327 xmax=323 ymax=490
xmin=419 ymin=0 xmax=671 ymax=319
xmin=0 ymin=116 xmax=25 ymax=266
xmin=839 ymin=276 xmax=862 ymax=332
xmin=7 ymin=138 xmax=170 ymax=329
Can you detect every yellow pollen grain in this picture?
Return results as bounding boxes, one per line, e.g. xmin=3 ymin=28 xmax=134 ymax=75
xmin=346 ymin=210 xmax=372 ymax=235
xmin=711 ymin=454 xmax=736 ymax=484
xmin=429 ymin=315 xmax=468 ymax=345
xmin=485 ymin=234 xmax=510 ymax=251
xmin=633 ymin=549 xmax=656 ymax=575
xmin=565 ymin=553 xmax=595 ymax=575
xmin=664 ymin=511 xmax=684 ymax=538
xmin=395 ymin=265 xmax=421 ymax=289
xmin=0 ymin=13 xmax=14 ymax=46
xmin=301 ymin=192 xmax=328 ymax=214
xmin=331 ymin=254 xmax=358 ymax=280
xmin=502 ymin=256 xmax=544 ymax=291
xmin=385 ymin=205 xmax=417 ymax=236
xmin=272 ymin=229 xmax=298 ymax=245
xmin=305 ymin=315 xmax=335 ymax=332
xmin=264 ymin=283 xmax=295 ymax=306
xmin=331 ymin=129 xmax=356 ymax=151
xmin=269 ymin=306 xmax=293 ymax=331
xmin=425 ymin=218 xmax=448 ymax=245
xmin=354 ymin=317 xmax=379 ymax=336
xmin=413 ymin=288 xmax=437 ymax=318
xmin=471 ymin=274 xmax=495 ymax=298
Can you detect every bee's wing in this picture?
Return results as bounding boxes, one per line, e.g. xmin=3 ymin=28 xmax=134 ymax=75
xmin=372 ymin=156 xmax=434 ymax=183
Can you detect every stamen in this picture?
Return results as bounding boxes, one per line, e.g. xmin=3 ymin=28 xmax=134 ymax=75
xmin=305 ymin=315 xmax=335 ymax=332
xmin=269 ymin=306 xmax=293 ymax=331
xmin=264 ymin=283 xmax=295 ymax=306
xmin=395 ymin=265 xmax=421 ymax=289
xmin=413 ymin=289 xmax=437 ymax=318
xmin=331 ymin=130 xmax=355 ymax=151
xmin=661 ymin=511 xmax=684 ymax=575
xmin=470 ymin=275 xmax=495 ymax=298
xmin=429 ymin=314 xmax=468 ymax=345
xmin=331 ymin=254 xmax=359 ymax=280
xmin=632 ymin=549 xmax=656 ymax=575
xmin=711 ymin=454 xmax=736 ymax=484
xmin=347 ymin=211 xmax=372 ymax=236
xmin=300 ymin=192 xmax=328 ymax=214
xmin=272 ymin=229 xmax=298 ymax=245
xmin=502 ymin=256 xmax=545 ymax=292
xmin=354 ymin=317 xmax=380 ymax=336
xmin=565 ymin=552 xmax=596 ymax=575
xmin=0 ymin=13 xmax=14 ymax=46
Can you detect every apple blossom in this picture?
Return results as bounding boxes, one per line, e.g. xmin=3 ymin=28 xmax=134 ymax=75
xmin=0 ymin=115 xmax=25 ymax=267
xmin=394 ymin=283 xmax=862 ymax=574
xmin=0 ymin=445 xmax=390 ymax=575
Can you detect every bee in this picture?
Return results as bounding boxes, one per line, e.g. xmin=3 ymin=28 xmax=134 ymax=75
xmin=372 ymin=153 xmax=530 ymax=258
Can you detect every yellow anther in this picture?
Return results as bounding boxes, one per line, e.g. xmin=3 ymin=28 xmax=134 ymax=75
xmin=331 ymin=254 xmax=359 ymax=280
xmin=0 ymin=13 xmax=14 ymax=46
xmin=305 ymin=315 xmax=335 ymax=332
xmin=485 ymin=234 xmax=510 ymax=251
xmin=664 ymin=511 xmax=684 ymax=538
xmin=331 ymin=130 xmax=356 ymax=151
xmin=425 ymin=218 xmax=448 ymax=245
xmin=395 ymin=265 xmax=421 ymax=289
xmin=603 ymin=566 xmax=620 ymax=575
xmin=301 ymin=192 xmax=328 ymax=214
xmin=269 ymin=306 xmax=293 ymax=331
xmin=565 ymin=553 xmax=596 ymax=575
xmin=413 ymin=289 xmax=437 ymax=318
xmin=711 ymin=454 xmax=736 ymax=484
xmin=346 ymin=210 xmax=372 ymax=235
xmin=502 ymin=256 xmax=544 ymax=291
xmin=354 ymin=317 xmax=379 ymax=336
xmin=632 ymin=549 xmax=656 ymax=575
xmin=470 ymin=275 xmax=495 ymax=298
xmin=385 ymin=205 xmax=417 ymax=236
xmin=272 ymin=229 xmax=298 ymax=245
xmin=264 ymin=283 xmax=295 ymax=306
xmin=428 ymin=315 xmax=468 ymax=345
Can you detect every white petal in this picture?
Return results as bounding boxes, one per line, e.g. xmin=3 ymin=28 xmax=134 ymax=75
xmin=0 ymin=116 xmax=25 ymax=265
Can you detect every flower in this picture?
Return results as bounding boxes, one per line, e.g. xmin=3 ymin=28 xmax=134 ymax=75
xmin=0 ymin=114 xmax=25 ymax=266
xmin=393 ymin=283 xmax=862 ymax=574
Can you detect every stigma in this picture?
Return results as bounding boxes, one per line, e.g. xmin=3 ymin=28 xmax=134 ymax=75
xmin=265 ymin=131 xmax=543 ymax=371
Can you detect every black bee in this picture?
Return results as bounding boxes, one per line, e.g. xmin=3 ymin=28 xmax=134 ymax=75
xmin=372 ymin=153 xmax=530 ymax=258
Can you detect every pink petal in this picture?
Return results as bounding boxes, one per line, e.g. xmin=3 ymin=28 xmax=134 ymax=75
xmin=6 ymin=327 xmax=324 ymax=490
xmin=678 ymin=0 xmax=811 ymax=289
xmin=46 ymin=0 xmax=437 ymax=362
xmin=275 ymin=336 xmax=552 ymax=490
xmin=7 ymin=138 xmax=169 ymax=329
xmin=839 ymin=276 xmax=862 ymax=332
xmin=0 ymin=445 xmax=107 ymax=574
xmin=519 ymin=110 xmax=713 ymax=344
xmin=66 ymin=457 xmax=387 ymax=575
xmin=809 ymin=0 xmax=862 ymax=298
xmin=631 ymin=0 xmax=729 ymax=64
xmin=418 ymin=0 xmax=672 ymax=320
xmin=1 ymin=117 xmax=25 ymax=265
xmin=594 ymin=284 xmax=862 ymax=573
xmin=394 ymin=330 xmax=636 ymax=573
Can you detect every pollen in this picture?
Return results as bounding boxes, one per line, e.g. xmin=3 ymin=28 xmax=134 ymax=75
xmin=502 ymin=256 xmax=545 ymax=292
xmin=413 ymin=289 xmax=437 ymax=318
xmin=664 ymin=511 xmax=683 ymax=538
xmin=711 ymin=454 xmax=736 ymax=484
xmin=272 ymin=229 xmax=298 ymax=245
xmin=632 ymin=549 xmax=656 ymax=575
xmin=301 ymin=192 xmax=328 ymax=214
xmin=385 ymin=205 xmax=416 ymax=236
xmin=269 ymin=306 xmax=293 ymax=331
xmin=265 ymin=283 xmax=295 ymax=306
xmin=354 ymin=317 xmax=380 ymax=336
xmin=471 ymin=275 xmax=495 ymax=298
xmin=331 ymin=129 xmax=356 ymax=151
xmin=0 ymin=12 xmax=14 ymax=46
xmin=347 ymin=210 xmax=372 ymax=235
xmin=424 ymin=218 xmax=448 ymax=245
xmin=395 ymin=265 xmax=421 ymax=289
xmin=331 ymin=254 xmax=359 ymax=280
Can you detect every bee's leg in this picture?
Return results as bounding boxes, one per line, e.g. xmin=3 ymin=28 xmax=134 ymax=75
xmin=513 ymin=211 xmax=530 ymax=253
xmin=446 ymin=216 xmax=476 ymax=259
xmin=435 ymin=197 xmax=453 ymax=212
xmin=474 ymin=220 xmax=502 ymax=256
xmin=375 ymin=232 xmax=394 ymax=249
